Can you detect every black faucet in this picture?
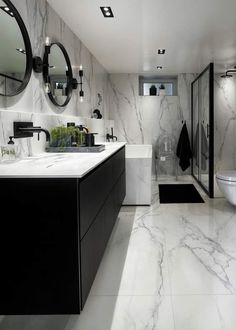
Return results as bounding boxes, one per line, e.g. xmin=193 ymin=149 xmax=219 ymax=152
xmin=106 ymin=127 xmax=117 ymax=142
xmin=13 ymin=122 xmax=51 ymax=144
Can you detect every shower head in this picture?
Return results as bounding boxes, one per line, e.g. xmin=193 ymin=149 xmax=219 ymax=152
xmin=221 ymin=73 xmax=233 ymax=78
xmin=221 ymin=68 xmax=236 ymax=78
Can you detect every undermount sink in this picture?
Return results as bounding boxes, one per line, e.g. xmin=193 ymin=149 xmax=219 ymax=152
xmin=45 ymin=144 xmax=105 ymax=153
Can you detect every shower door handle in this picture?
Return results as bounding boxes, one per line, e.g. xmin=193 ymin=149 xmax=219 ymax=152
xmin=207 ymin=124 xmax=210 ymax=138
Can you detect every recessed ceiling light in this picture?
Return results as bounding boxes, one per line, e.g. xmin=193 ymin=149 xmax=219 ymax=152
xmin=0 ymin=6 xmax=14 ymax=17
xmin=157 ymin=66 xmax=163 ymax=70
xmin=158 ymin=49 xmax=165 ymax=55
xmin=100 ymin=6 xmax=114 ymax=18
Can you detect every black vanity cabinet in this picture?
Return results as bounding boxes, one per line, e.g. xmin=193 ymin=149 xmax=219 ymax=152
xmin=0 ymin=146 xmax=125 ymax=315
xmin=79 ymin=147 xmax=125 ymax=307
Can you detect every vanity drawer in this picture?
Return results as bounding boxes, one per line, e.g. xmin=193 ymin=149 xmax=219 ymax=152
xmin=79 ymin=157 xmax=113 ymax=238
xmin=80 ymin=206 xmax=105 ymax=308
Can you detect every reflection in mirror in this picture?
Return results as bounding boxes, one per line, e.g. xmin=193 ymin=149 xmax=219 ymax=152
xmin=48 ymin=44 xmax=69 ymax=106
xmin=43 ymin=42 xmax=73 ymax=108
xmin=0 ymin=0 xmax=32 ymax=96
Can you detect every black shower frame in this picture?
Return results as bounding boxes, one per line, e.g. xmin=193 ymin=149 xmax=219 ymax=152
xmin=191 ymin=62 xmax=214 ymax=198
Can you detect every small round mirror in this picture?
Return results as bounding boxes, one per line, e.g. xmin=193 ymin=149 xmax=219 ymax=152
xmin=43 ymin=42 xmax=73 ymax=108
xmin=0 ymin=0 xmax=32 ymax=96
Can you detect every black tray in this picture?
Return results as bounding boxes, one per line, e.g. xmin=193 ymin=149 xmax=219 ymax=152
xmin=46 ymin=144 xmax=105 ymax=153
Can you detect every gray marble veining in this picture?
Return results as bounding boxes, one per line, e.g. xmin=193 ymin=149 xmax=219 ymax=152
xmin=108 ymin=73 xmax=195 ymax=176
xmin=1 ymin=177 xmax=236 ymax=329
xmin=0 ymin=0 xmax=111 ymax=156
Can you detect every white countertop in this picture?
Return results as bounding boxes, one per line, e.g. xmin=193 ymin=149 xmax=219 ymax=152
xmin=0 ymin=142 xmax=126 ymax=178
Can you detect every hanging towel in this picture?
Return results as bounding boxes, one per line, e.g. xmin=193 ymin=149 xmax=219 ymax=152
xmin=176 ymin=123 xmax=192 ymax=171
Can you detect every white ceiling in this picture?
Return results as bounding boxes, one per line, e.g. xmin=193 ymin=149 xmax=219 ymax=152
xmin=47 ymin=0 xmax=236 ymax=75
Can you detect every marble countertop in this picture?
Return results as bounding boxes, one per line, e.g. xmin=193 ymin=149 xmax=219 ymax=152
xmin=0 ymin=142 xmax=126 ymax=178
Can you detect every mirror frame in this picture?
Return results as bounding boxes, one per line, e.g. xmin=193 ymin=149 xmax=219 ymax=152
xmin=0 ymin=0 xmax=33 ymax=96
xmin=43 ymin=42 xmax=73 ymax=108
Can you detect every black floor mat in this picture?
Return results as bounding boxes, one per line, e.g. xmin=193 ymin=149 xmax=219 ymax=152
xmin=159 ymin=184 xmax=204 ymax=203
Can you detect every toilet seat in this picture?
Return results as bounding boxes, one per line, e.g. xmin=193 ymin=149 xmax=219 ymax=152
xmin=216 ymin=171 xmax=236 ymax=182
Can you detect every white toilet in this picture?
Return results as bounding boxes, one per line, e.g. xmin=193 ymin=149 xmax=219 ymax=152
xmin=216 ymin=171 xmax=236 ymax=206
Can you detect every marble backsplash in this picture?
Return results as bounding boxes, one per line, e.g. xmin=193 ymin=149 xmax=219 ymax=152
xmin=108 ymin=73 xmax=196 ymax=176
xmin=0 ymin=0 xmax=111 ymax=156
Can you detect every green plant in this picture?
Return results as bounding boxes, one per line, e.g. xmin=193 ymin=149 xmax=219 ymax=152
xmin=50 ymin=125 xmax=82 ymax=148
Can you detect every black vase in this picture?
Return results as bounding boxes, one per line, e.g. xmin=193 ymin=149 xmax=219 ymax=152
xmin=149 ymin=85 xmax=157 ymax=95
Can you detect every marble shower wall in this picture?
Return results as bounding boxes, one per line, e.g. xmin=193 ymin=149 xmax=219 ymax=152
xmin=0 ymin=0 xmax=110 ymax=155
xmin=108 ymin=73 xmax=196 ymax=176
xmin=214 ymin=74 xmax=236 ymax=197
xmin=214 ymin=74 xmax=236 ymax=172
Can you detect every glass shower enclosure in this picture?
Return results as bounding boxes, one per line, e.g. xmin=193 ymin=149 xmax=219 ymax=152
xmin=191 ymin=63 xmax=214 ymax=198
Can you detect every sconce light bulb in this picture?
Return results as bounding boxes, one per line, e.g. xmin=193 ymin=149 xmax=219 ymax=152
xmin=45 ymin=36 xmax=51 ymax=46
xmin=45 ymin=82 xmax=50 ymax=94
xmin=79 ymin=65 xmax=83 ymax=70
xmin=80 ymin=96 xmax=84 ymax=103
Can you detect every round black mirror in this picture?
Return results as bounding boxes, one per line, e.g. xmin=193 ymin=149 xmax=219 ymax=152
xmin=43 ymin=42 xmax=73 ymax=108
xmin=0 ymin=0 xmax=32 ymax=96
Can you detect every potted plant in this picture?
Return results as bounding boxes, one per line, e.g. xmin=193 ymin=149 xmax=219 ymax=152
xmin=50 ymin=125 xmax=82 ymax=149
xmin=159 ymin=84 xmax=166 ymax=96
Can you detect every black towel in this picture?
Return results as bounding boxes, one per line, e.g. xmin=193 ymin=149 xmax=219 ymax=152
xmin=176 ymin=123 xmax=192 ymax=171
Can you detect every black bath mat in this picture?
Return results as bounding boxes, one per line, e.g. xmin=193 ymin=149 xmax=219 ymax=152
xmin=159 ymin=184 xmax=204 ymax=203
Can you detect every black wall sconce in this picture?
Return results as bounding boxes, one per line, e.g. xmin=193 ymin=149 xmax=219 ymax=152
xmin=33 ymin=37 xmax=51 ymax=74
xmin=72 ymin=65 xmax=84 ymax=102
xmin=32 ymin=37 xmax=52 ymax=94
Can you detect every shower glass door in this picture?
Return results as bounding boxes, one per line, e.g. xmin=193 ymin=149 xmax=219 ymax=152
xmin=191 ymin=63 xmax=214 ymax=197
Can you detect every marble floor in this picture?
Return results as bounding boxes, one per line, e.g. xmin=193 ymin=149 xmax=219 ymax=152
xmin=1 ymin=176 xmax=236 ymax=330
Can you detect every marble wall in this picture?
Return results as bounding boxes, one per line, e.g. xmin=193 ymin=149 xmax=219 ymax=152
xmin=0 ymin=0 xmax=111 ymax=156
xmin=214 ymin=74 xmax=236 ymax=171
xmin=108 ymin=73 xmax=196 ymax=176
xmin=214 ymin=74 xmax=236 ymax=196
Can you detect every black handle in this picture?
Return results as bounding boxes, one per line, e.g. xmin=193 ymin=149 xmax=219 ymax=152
xmin=207 ymin=124 xmax=210 ymax=138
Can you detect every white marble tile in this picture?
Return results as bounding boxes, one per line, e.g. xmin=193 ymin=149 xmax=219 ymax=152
xmin=215 ymin=295 xmax=236 ymax=330
xmin=172 ymin=295 xmax=222 ymax=330
xmin=164 ymin=213 xmax=236 ymax=294
xmin=0 ymin=0 xmax=110 ymax=154
xmin=67 ymin=295 xmax=175 ymax=330
xmin=214 ymin=74 xmax=236 ymax=197
xmin=0 ymin=315 xmax=70 ymax=330
xmin=108 ymin=74 xmax=195 ymax=176
xmin=2 ymin=175 xmax=236 ymax=330
xmin=90 ymin=212 xmax=170 ymax=296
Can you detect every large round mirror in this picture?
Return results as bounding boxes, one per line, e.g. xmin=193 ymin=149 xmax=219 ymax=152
xmin=43 ymin=42 xmax=73 ymax=107
xmin=0 ymin=0 xmax=32 ymax=96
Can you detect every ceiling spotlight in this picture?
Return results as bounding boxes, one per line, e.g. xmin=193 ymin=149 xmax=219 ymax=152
xmin=158 ymin=49 xmax=165 ymax=55
xmin=157 ymin=66 xmax=163 ymax=70
xmin=100 ymin=6 xmax=114 ymax=18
